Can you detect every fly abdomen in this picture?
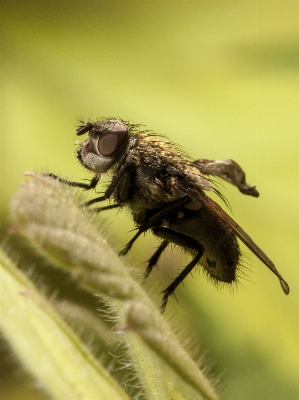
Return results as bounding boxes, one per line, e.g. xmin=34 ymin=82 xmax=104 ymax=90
xmin=169 ymin=205 xmax=240 ymax=284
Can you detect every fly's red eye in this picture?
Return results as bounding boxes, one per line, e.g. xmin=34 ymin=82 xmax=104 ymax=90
xmin=98 ymin=128 xmax=128 ymax=156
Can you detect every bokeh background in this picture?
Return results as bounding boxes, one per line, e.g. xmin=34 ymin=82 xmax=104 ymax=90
xmin=1 ymin=1 xmax=299 ymax=399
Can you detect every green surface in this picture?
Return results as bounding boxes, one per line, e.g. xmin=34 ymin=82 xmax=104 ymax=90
xmin=1 ymin=1 xmax=299 ymax=399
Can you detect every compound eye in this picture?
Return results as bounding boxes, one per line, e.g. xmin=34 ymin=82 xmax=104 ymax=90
xmin=98 ymin=127 xmax=128 ymax=156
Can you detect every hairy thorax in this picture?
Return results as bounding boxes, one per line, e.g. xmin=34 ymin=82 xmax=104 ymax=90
xmin=127 ymin=133 xmax=208 ymax=224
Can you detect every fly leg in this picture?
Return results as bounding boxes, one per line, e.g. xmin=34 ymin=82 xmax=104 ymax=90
xmin=193 ymin=159 xmax=259 ymax=197
xmin=119 ymin=196 xmax=191 ymax=256
xmin=93 ymin=203 xmax=123 ymax=213
xmin=143 ymin=240 xmax=169 ymax=281
xmin=43 ymin=173 xmax=105 ymax=207
xmin=45 ymin=162 xmax=131 ymax=208
xmin=44 ymin=173 xmax=100 ymax=190
xmin=152 ymin=227 xmax=204 ymax=312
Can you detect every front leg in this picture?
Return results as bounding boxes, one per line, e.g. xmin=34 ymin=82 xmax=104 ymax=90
xmin=45 ymin=161 xmax=131 ymax=209
xmin=44 ymin=173 xmax=100 ymax=190
xmin=44 ymin=173 xmax=106 ymax=207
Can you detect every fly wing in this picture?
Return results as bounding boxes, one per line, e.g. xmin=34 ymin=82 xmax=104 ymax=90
xmin=182 ymin=186 xmax=290 ymax=295
xmin=193 ymin=159 xmax=260 ymax=197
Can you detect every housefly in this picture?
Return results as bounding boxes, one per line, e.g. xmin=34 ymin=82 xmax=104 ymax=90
xmin=46 ymin=118 xmax=289 ymax=310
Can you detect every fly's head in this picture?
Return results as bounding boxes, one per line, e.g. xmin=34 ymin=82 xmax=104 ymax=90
xmin=76 ymin=119 xmax=131 ymax=174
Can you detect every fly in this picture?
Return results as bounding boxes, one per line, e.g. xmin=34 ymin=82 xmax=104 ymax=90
xmin=46 ymin=118 xmax=289 ymax=310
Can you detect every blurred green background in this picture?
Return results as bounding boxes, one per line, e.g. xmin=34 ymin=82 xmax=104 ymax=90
xmin=1 ymin=1 xmax=299 ymax=399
